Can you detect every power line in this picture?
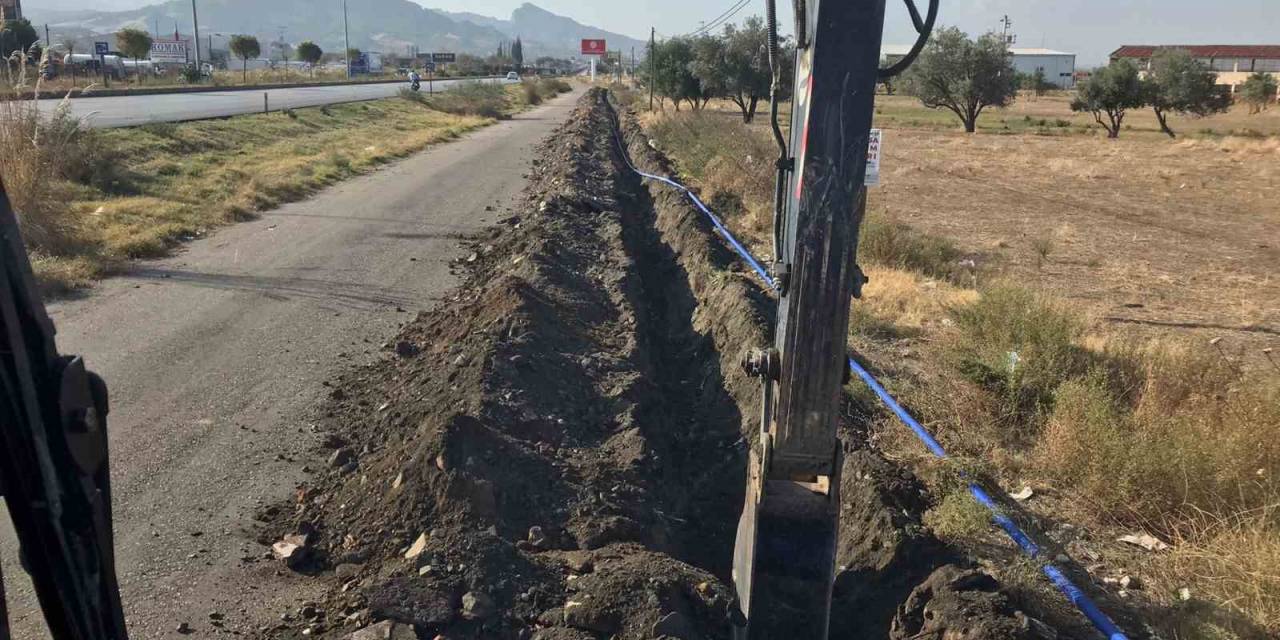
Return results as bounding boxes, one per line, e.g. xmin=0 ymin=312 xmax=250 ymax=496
xmin=686 ymin=0 xmax=751 ymax=37
xmin=692 ymin=0 xmax=751 ymax=37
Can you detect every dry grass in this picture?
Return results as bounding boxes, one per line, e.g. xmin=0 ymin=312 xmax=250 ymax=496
xmin=28 ymin=67 xmax=403 ymax=95
xmin=4 ymin=92 xmax=485 ymax=291
xmin=643 ymin=111 xmax=777 ymax=255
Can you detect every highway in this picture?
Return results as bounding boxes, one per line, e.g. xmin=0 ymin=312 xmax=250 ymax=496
xmin=36 ymin=76 xmax=517 ymax=129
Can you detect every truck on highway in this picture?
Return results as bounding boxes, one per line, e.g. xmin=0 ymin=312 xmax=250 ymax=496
xmin=62 ymin=53 xmax=127 ymax=80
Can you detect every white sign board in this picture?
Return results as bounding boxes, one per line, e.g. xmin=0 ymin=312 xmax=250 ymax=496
xmin=865 ymin=128 xmax=883 ymax=187
xmin=150 ymin=40 xmax=188 ymax=64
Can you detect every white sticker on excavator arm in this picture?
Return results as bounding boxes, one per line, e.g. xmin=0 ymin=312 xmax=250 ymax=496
xmin=866 ymin=129 xmax=883 ymax=187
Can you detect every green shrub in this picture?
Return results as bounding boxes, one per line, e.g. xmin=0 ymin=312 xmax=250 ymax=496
xmin=859 ymin=215 xmax=964 ymax=280
xmin=423 ymin=81 xmax=507 ymax=119
xmin=538 ymin=77 xmax=572 ymax=96
xmin=521 ymin=79 xmax=542 ymax=105
xmin=949 ymin=283 xmax=1089 ymax=432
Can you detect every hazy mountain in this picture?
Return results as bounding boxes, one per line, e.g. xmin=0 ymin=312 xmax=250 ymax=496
xmin=25 ymin=0 xmax=639 ymax=59
xmin=446 ymin=3 xmax=646 ymax=58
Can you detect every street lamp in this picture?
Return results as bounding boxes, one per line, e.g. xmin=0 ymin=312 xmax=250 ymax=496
xmin=191 ymin=0 xmax=202 ymax=74
xmin=343 ymin=0 xmax=351 ymax=79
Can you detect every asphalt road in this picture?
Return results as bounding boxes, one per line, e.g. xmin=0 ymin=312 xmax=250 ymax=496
xmin=37 ymin=77 xmax=517 ymax=128
xmin=0 ymin=87 xmax=582 ymax=638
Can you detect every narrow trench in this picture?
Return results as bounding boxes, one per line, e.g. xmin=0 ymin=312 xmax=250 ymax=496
xmin=600 ymin=104 xmax=749 ymax=582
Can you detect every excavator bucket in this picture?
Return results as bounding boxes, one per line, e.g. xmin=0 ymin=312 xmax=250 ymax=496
xmin=733 ymin=1 xmax=891 ymax=637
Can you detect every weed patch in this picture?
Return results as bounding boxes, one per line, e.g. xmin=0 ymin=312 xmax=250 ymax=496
xmin=5 ymin=97 xmax=484 ymax=291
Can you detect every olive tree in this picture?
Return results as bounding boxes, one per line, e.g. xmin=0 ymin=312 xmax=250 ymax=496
xmin=1071 ymin=59 xmax=1144 ymax=138
xmin=116 ymin=28 xmax=153 ymax=84
xmin=721 ymin=17 xmax=776 ymax=123
xmin=296 ymin=41 xmax=323 ymax=77
xmin=1143 ymin=49 xmax=1231 ymax=138
xmin=0 ymin=18 xmax=39 ymax=59
xmin=652 ymin=37 xmax=703 ymax=111
xmin=1241 ymin=72 xmax=1278 ymax=114
xmin=900 ymin=27 xmax=1018 ymax=133
xmin=229 ymin=34 xmax=261 ymax=83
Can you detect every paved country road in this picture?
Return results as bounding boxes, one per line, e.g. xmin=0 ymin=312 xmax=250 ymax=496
xmin=0 ymin=87 xmax=583 ymax=638
xmin=36 ymin=77 xmax=517 ymax=129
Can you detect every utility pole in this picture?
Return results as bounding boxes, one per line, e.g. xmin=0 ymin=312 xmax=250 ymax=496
xmin=191 ymin=0 xmax=202 ymax=74
xmin=343 ymin=0 xmax=351 ymax=79
xmin=648 ymin=27 xmax=656 ymax=110
xmin=44 ymin=23 xmax=50 ymax=48
xmin=999 ymin=14 xmax=1015 ymax=49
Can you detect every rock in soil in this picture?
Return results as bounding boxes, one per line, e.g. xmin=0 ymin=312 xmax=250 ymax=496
xmin=890 ymin=565 xmax=1037 ymax=640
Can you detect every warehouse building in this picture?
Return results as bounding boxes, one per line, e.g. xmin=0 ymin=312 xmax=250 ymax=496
xmin=1111 ymin=45 xmax=1280 ymax=91
xmin=883 ymin=44 xmax=1078 ymax=89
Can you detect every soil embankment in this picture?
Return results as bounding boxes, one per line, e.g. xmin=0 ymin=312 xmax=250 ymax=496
xmin=264 ymin=89 xmax=1061 ymax=640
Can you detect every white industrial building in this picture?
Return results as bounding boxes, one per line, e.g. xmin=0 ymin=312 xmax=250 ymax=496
xmin=883 ymin=45 xmax=1078 ymax=89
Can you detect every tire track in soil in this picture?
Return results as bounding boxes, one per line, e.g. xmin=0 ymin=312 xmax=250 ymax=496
xmin=256 ymin=89 xmax=1070 ymax=640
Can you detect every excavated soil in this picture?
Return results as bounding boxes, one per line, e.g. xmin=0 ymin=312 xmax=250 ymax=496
xmin=258 ymin=90 xmax=1066 ymax=640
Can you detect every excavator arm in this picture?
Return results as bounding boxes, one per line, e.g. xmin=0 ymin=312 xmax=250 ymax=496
xmin=734 ymin=1 xmax=937 ymax=637
xmin=0 ymin=177 xmax=128 ymax=640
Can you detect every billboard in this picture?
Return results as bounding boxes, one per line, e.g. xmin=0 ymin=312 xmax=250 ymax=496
xmin=431 ymin=52 xmax=456 ymax=63
xmin=581 ymin=39 xmax=606 ymax=55
xmin=150 ymin=39 xmax=188 ymax=64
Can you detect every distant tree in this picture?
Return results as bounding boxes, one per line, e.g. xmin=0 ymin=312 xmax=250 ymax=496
xmin=653 ymin=37 xmax=704 ymax=111
xmin=1071 ymin=59 xmax=1144 ymax=138
xmin=1142 ymin=49 xmax=1231 ymax=138
xmin=1021 ymin=67 xmax=1053 ymax=97
xmin=512 ymin=37 xmax=524 ymax=68
xmin=722 ymin=17 xmax=776 ymax=123
xmin=346 ymin=47 xmax=362 ymax=61
xmin=296 ymin=40 xmax=323 ymax=77
xmin=1 ymin=18 xmax=40 ymax=59
xmin=229 ymin=34 xmax=261 ymax=83
xmin=116 ymin=28 xmax=153 ymax=84
xmin=900 ymin=27 xmax=1019 ymax=133
xmin=689 ymin=33 xmax=728 ymax=105
xmin=456 ymin=53 xmax=485 ymax=76
xmin=1240 ymin=72 xmax=1278 ymax=114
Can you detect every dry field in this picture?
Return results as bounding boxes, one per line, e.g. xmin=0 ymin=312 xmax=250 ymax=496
xmin=641 ymin=90 xmax=1280 ymax=638
xmin=682 ymin=93 xmax=1280 ymax=367
xmin=875 ymin=113 xmax=1280 ymax=365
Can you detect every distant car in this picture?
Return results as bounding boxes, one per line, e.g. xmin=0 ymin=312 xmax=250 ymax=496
xmin=506 ymin=72 xmax=519 ymax=81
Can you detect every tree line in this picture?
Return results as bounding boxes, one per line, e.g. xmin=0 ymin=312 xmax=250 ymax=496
xmin=645 ymin=17 xmax=791 ymax=123
xmin=896 ymin=27 xmax=1277 ymax=138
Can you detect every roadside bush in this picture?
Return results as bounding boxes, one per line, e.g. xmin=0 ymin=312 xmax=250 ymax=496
xmin=949 ymin=283 xmax=1089 ymax=432
xmin=538 ymin=77 xmax=572 ymax=95
xmin=521 ymin=79 xmax=542 ymax=105
xmin=0 ymin=94 xmax=90 ymax=256
xmin=424 ymin=81 xmax=507 ymax=119
xmin=645 ymin=111 xmax=775 ymax=240
xmin=859 ymin=215 xmax=964 ymax=281
xmin=1037 ymin=342 xmax=1280 ymax=527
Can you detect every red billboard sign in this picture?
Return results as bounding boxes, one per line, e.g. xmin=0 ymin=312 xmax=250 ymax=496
xmin=581 ymin=39 xmax=607 ymax=55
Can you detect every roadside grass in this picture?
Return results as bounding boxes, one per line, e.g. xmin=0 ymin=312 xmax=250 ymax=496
xmin=3 ymin=94 xmax=486 ymax=291
xmin=22 ymin=68 xmax=508 ymax=96
xmin=638 ymin=100 xmax=1280 ymax=637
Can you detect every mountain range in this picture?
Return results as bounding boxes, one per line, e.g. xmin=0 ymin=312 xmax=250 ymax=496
xmin=25 ymin=1 xmax=646 ymax=60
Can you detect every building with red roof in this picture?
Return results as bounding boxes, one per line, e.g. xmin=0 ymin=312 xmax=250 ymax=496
xmin=1111 ymin=45 xmax=1280 ymax=92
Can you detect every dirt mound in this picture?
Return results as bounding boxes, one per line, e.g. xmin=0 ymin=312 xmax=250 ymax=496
xmin=258 ymin=89 xmax=1057 ymax=640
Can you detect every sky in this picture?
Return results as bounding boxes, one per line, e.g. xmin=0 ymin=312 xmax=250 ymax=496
xmin=34 ymin=0 xmax=1280 ymax=66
